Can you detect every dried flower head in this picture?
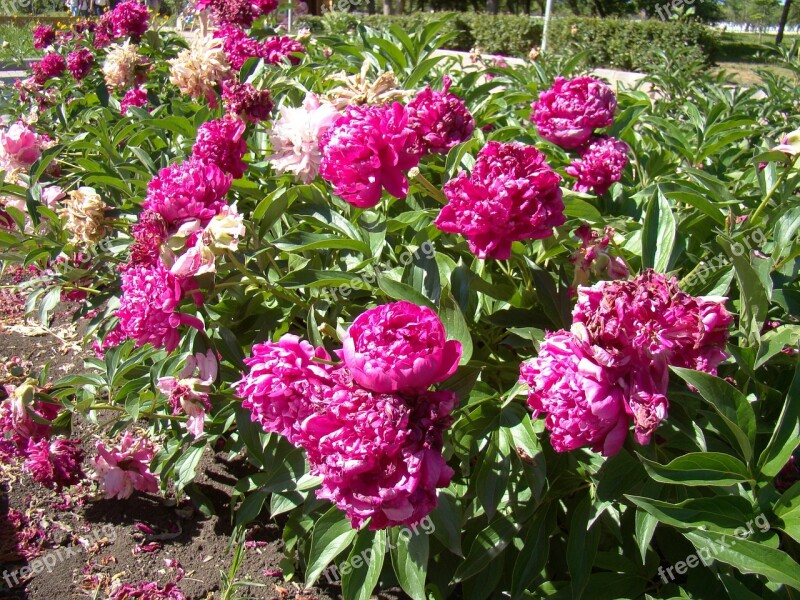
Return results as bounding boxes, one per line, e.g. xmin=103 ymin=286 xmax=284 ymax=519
xmin=326 ymin=60 xmax=410 ymax=111
xmin=169 ymin=34 xmax=231 ymax=105
xmin=59 ymin=186 xmax=107 ymax=245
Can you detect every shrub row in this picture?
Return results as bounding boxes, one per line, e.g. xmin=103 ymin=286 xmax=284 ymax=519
xmin=299 ymin=12 xmax=718 ymax=69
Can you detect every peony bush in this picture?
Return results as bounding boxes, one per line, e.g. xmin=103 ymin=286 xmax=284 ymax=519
xmin=0 ymin=5 xmax=799 ymax=599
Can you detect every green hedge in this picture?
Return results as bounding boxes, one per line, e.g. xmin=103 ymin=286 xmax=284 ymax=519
xmin=298 ymin=12 xmax=717 ymax=69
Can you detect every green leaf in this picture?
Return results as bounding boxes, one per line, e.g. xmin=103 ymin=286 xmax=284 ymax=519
xmin=670 ymin=367 xmax=755 ymax=463
xmin=342 ymin=530 xmax=386 ymax=600
xmin=274 ymin=232 xmax=371 ymax=255
xmin=642 ymin=188 xmax=676 ymax=272
xmin=390 ymin=526 xmax=429 ymax=600
xmin=774 ymin=482 xmax=800 ymax=545
xmin=439 ymin=292 xmax=473 ymax=364
xmin=683 ymin=530 xmax=800 ymax=591
xmin=235 ymin=491 xmax=268 ymax=526
xmin=567 ymin=495 xmax=601 ymax=600
xmin=634 ymin=509 xmax=658 ymax=564
xmin=717 ymin=235 xmax=770 ymax=346
xmin=474 ymin=430 xmax=509 ymax=521
xmin=627 ymin=495 xmax=756 ymax=532
xmin=757 ymin=365 xmax=800 ymax=480
xmin=305 ymin=506 xmax=358 ymax=587
xmin=511 ymin=504 xmax=555 ymax=599
xmin=755 ymin=326 xmax=800 ymax=368
xmin=453 ymin=515 xmax=519 ymax=583
xmin=429 ymin=490 xmax=463 ymax=557
xmin=377 ymin=275 xmax=436 ymax=309
xmin=639 ymin=452 xmax=752 ymax=486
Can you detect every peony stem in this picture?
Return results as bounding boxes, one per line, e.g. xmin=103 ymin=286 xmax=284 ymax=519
xmin=411 ymin=169 xmax=448 ymax=206
xmin=751 ymin=154 xmax=799 ymax=223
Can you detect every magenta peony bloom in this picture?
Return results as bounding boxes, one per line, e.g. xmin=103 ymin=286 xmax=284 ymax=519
xmin=531 ymin=76 xmax=617 ymax=149
xmin=776 ymin=455 xmax=800 ymax=492
xmin=435 ymin=141 xmax=565 ymax=259
xmin=32 ymin=53 xmax=66 ymax=84
xmin=267 ymin=92 xmax=340 ymax=184
xmin=105 ymin=0 xmax=150 ymax=40
xmin=67 ymin=48 xmax=95 ymax=81
xmin=573 ymin=270 xmax=733 ymax=376
xmin=93 ymin=325 xmax=128 ymax=358
xmin=236 ymin=334 xmax=333 ymax=445
xmin=192 ymin=116 xmax=248 ymax=179
xmin=222 ymin=80 xmax=273 ymax=122
xmin=565 ymin=135 xmax=628 ymax=195
xmin=197 ymin=0 xmax=257 ymax=27
xmin=0 ymin=122 xmax=45 ymax=170
xmin=129 ymin=209 xmax=168 ymax=267
xmin=120 ymin=87 xmax=149 ymax=114
xmin=33 ymin=25 xmax=56 ymax=49
xmin=143 ymin=158 xmax=231 ymax=229
xmin=91 ymin=432 xmax=160 ymax=499
xmin=341 ymin=301 xmax=462 ymax=394
xmin=406 ymin=75 xmax=474 ymax=155
xmin=300 ymin=369 xmax=456 ymax=530
xmin=23 ymin=437 xmax=86 ymax=490
xmin=520 ymin=331 xmax=629 ymax=456
xmin=116 ymin=261 xmax=202 ymax=351
xmin=319 ymin=102 xmax=421 ymax=208
xmin=262 ymin=36 xmax=305 ymax=65
xmin=157 ymin=350 xmax=217 ymax=438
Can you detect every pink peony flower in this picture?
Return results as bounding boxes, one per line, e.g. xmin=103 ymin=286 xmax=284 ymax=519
xmin=213 ymin=24 xmax=262 ymax=71
xmin=435 ymin=141 xmax=565 ymax=259
xmin=520 ymin=331 xmax=629 ymax=456
xmin=319 ymin=102 xmax=422 ymax=208
xmin=0 ymin=121 xmax=45 ymax=170
xmin=192 ymin=116 xmax=248 ymax=179
xmin=236 ymin=334 xmax=333 ymax=445
xmin=406 ymin=75 xmax=474 ymax=155
xmin=222 ymin=81 xmax=273 ymax=122
xmin=300 ymin=369 xmax=456 ymax=530
xmin=0 ymin=380 xmax=61 ymax=460
xmin=143 ymin=159 xmax=231 ymax=229
xmin=157 ymin=350 xmax=217 ymax=437
xmin=23 ymin=437 xmax=85 ymax=490
xmin=41 ymin=185 xmax=65 ymax=208
xmin=120 ymin=87 xmax=149 ymax=114
xmin=531 ymin=76 xmax=617 ymax=149
xmin=33 ymin=25 xmax=56 ymax=49
xmin=93 ymin=325 xmax=128 ymax=358
xmin=341 ymin=301 xmax=462 ymax=394
xmin=116 ymin=261 xmax=203 ymax=351
xmin=105 ymin=0 xmax=150 ymax=40
xmin=67 ymin=48 xmax=95 ymax=81
xmin=129 ymin=209 xmax=168 ymax=267
xmin=32 ymin=53 xmax=66 ymax=84
xmin=91 ymin=432 xmax=160 ymax=500
xmin=267 ymin=92 xmax=340 ymax=184
xmin=262 ymin=36 xmax=305 ymax=65
xmin=565 ymin=135 xmax=628 ymax=195
xmin=169 ymin=235 xmax=216 ymax=278
xmin=197 ymin=0 xmax=257 ymax=27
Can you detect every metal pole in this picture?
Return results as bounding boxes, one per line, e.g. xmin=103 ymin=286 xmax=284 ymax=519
xmin=541 ymin=0 xmax=553 ymax=52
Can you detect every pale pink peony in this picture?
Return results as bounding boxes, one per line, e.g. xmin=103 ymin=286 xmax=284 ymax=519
xmin=531 ymin=76 xmax=617 ymax=149
xmin=0 ymin=122 xmax=45 ymax=171
xmin=236 ymin=334 xmax=333 ymax=445
xmin=341 ymin=301 xmax=462 ymax=394
xmin=23 ymin=437 xmax=86 ymax=490
xmin=435 ymin=141 xmax=565 ymax=259
xmin=299 ymin=369 xmax=456 ymax=530
xmin=41 ymin=185 xmax=65 ymax=208
xmin=319 ymin=102 xmax=421 ymax=208
xmin=406 ymin=75 xmax=474 ymax=155
xmin=192 ymin=116 xmax=248 ymax=179
xmin=116 ymin=261 xmax=202 ymax=351
xmin=520 ymin=331 xmax=629 ymax=456
xmin=565 ymin=135 xmax=628 ymax=195
xmin=157 ymin=350 xmax=217 ymax=437
xmin=169 ymin=236 xmax=217 ymax=279
xmin=267 ymin=92 xmax=340 ymax=184
xmin=91 ymin=432 xmax=160 ymax=500
xmin=143 ymin=159 xmax=231 ymax=229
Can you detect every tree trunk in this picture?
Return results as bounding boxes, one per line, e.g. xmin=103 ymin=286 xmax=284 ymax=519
xmin=487 ymin=0 xmax=498 ymax=13
xmin=383 ymin=0 xmax=391 ymax=13
xmin=777 ymin=0 xmax=792 ymax=43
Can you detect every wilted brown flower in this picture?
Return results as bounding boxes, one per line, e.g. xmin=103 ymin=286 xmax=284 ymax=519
xmin=325 ymin=60 xmax=409 ymax=111
xmin=169 ymin=34 xmax=231 ymax=104
xmin=102 ymin=42 xmax=147 ymax=90
xmin=529 ymin=47 xmax=541 ymax=62
xmin=59 ymin=186 xmax=107 ymax=245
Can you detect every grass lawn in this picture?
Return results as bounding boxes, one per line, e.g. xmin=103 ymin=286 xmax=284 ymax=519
xmin=712 ymin=31 xmax=799 ymax=85
xmin=0 ymin=24 xmax=40 ymax=64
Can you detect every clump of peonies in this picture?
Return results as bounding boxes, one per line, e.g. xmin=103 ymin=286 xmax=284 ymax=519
xmin=115 ymin=261 xmax=203 ymax=351
xmin=0 ymin=121 xmax=47 ymax=171
xmin=341 ymin=301 xmax=462 ymax=393
xmin=120 ymin=87 xmax=149 ymax=114
xmin=222 ymin=81 xmax=273 ymax=122
xmin=236 ymin=334 xmax=333 ymax=445
xmin=531 ymin=76 xmax=617 ymax=149
xmin=319 ymin=102 xmax=422 ymax=208
xmin=24 ymin=437 xmax=86 ymax=490
xmin=192 ymin=117 xmax=248 ymax=179
xmin=238 ymin=301 xmax=460 ymax=529
xmin=435 ymin=141 xmax=565 ymax=259
xmin=32 ymin=53 xmax=66 ymax=84
xmin=67 ymin=48 xmax=95 ymax=81
xmin=157 ymin=350 xmax=217 ymax=438
xmin=58 ymin=186 xmax=108 ymax=246
xmin=0 ymin=380 xmax=60 ymax=459
xmin=566 ymin=135 xmax=629 ymax=195
xmin=169 ymin=34 xmax=231 ymax=106
xmin=267 ymin=92 xmax=340 ymax=184
xmin=143 ymin=158 xmax=231 ymax=230
xmin=406 ymin=75 xmax=475 ymax=155
xmin=91 ymin=432 xmax=160 ymax=500
xmin=520 ymin=270 xmax=733 ymax=456
xmin=570 ymin=224 xmax=629 ymax=291
xmin=103 ymin=0 xmax=150 ymax=40
xmin=33 ymin=25 xmax=56 ymax=49
xmin=103 ymin=42 xmax=147 ymax=90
